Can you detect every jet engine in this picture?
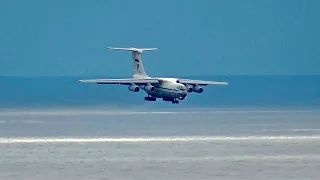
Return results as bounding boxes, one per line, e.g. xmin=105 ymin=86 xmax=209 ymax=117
xmin=192 ymin=85 xmax=203 ymax=93
xmin=128 ymin=84 xmax=140 ymax=92
xmin=144 ymin=84 xmax=155 ymax=92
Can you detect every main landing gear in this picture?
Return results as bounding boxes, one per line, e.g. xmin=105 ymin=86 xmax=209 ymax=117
xmin=144 ymin=96 xmax=156 ymax=101
xmin=145 ymin=96 xmax=180 ymax=104
xmin=172 ymin=99 xmax=179 ymax=104
xmin=162 ymin=97 xmax=179 ymax=104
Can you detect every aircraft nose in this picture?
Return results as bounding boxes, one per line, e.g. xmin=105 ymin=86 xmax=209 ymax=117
xmin=178 ymin=91 xmax=187 ymax=100
xmin=181 ymin=89 xmax=187 ymax=96
xmin=180 ymin=85 xmax=187 ymax=94
xmin=176 ymin=83 xmax=187 ymax=95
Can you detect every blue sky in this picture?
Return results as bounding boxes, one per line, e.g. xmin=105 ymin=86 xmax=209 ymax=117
xmin=1 ymin=0 xmax=319 ymax=77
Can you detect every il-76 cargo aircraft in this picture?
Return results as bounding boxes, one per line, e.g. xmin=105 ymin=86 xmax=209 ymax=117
xmin=78 ymin=47 xmax=228 ymax=104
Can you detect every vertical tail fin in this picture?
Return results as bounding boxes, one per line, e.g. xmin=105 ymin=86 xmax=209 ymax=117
xmin=106 ymin=47 xmax=157 ymax=79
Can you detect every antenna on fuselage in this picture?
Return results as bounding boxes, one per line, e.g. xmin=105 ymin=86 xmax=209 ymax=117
xmin=106 ymin=47 xmax=157 ymax=79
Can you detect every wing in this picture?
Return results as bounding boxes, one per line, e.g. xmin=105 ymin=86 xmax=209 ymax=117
xmin=178 ymin=79 xmax=228 ymax=86
xmin=77 ymin=78 xmax=159 ymax=85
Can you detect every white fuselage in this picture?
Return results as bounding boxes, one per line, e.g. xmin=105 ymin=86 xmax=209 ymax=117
xmin=140 ymin=78 xmax=187 ymax=99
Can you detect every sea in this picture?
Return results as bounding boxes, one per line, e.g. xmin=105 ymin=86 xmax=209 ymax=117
xmin=0 ymin=75 xmax=319 ymax=180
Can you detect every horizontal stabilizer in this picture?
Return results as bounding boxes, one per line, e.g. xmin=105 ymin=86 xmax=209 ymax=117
xmin=106 ymin=47 xmax=157 ymax=53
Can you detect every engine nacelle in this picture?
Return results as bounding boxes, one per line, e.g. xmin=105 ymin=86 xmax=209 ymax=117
xmin=128 ymin=84 xmax=140 ymax=92
xmin=144 ymin=84 xmax=155 ymax=92
xmin=185 ymin=84 xmax=193 ymax=92
xmin=193 ymin=85 xmax=203 ymax=93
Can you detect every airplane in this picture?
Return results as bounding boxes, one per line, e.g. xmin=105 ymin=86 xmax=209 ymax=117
xmin=78 ymin=47 xmax=228 ymax=104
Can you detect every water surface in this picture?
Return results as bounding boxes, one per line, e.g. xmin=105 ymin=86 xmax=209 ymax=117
xmin=0 ymin=108 xmax=319 ymax=179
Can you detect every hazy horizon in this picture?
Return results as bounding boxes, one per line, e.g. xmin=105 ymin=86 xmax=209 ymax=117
xmin=0 ymin=75 xmax=319 ymax=109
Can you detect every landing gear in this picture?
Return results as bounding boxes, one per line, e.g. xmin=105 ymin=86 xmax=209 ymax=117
xmin=172 ymin=100 xmax=179 ymax=104
xmin=144 ymin=96 xmax=156 ymax=101
xmin=162 ymin=97 xmax=180 ymax=104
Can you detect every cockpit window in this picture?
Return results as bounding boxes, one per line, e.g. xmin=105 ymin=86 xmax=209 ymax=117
xmin=177 ymin=85 xmax=186 ymax=90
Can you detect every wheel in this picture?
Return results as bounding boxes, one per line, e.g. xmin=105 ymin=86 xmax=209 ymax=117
xmin=145 ymin=97 xmax=156 ymax=101
xmin=171 ymin=100 xmax=179 ymax=104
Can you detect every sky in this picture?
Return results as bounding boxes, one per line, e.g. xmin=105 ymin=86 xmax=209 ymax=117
xmin=1 ymin=0 xmax=319 ymax=77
